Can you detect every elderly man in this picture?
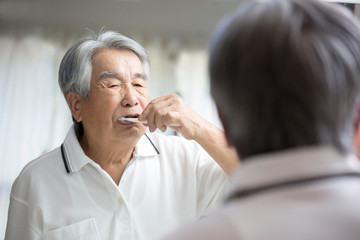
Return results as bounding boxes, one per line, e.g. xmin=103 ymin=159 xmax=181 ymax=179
xmin=164 ymin=0 xmax=360 ymax=239
xmin=5 ymin=31 xmax=238 ymax=240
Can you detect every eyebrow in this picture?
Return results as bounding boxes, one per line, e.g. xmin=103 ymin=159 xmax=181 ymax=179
xmin=134 ymin=73 xmax=148 ymax=80
xmin=98 ymin=72 xmax=148 ymax=81
xmin=98 ymin=72 xmax=120 ymax=81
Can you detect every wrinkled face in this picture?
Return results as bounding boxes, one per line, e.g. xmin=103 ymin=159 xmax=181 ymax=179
xmin=80 ymin=48 xmax=150 ymax=144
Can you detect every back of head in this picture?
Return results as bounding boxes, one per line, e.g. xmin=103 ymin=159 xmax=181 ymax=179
xmin=210 ymin=0 xmax=360 ymax=159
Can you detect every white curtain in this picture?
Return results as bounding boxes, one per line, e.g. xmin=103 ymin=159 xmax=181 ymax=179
xmin=0 ymin=26 xmax=74 ymax=237
xmin=0 ymin=25 xmax=220 ymax=238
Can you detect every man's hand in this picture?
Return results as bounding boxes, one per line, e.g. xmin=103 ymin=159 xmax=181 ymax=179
xmin=138 ymin=93 xmax=205 ymax=140
xmin=139 ymin=94 xmax=239 ymax=176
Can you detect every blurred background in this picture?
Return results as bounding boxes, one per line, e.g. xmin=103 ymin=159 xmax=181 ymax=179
xmin=0 ymin=0 xmax=359 ymax=238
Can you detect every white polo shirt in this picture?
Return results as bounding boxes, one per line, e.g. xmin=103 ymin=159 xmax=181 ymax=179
xmin=5 ymin=126 xmax=228 ymax=240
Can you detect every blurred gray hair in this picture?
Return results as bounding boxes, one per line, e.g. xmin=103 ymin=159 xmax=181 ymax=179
xmin=210 ymin=0 xmax=360 ymax=159
xmin=58 ymin=30 xmax=150 ymax=99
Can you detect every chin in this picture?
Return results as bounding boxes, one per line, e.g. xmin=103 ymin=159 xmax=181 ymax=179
xmin=118 ymin=126 xmax=146 ymax=140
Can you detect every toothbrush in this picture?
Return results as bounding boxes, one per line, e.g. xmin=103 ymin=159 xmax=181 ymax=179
xmin=119 ymin=117 xmax=180 ymax=127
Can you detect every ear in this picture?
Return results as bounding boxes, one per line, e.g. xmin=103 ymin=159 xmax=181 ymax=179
xmin=216 ymin=104 xmax=233 ymax=147
xmin=66 ymin=92 xmax=84 ymax=122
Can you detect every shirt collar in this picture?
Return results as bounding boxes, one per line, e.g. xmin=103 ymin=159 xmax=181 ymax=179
xmin=62 ymin=126 xmax=159 ymax=173
xmin=62 ymin=126 xmax=92 ymax=173
xmin=229 ymin=146 xmax=360 ymax=194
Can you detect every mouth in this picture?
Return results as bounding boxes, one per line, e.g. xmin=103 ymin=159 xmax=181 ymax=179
xmin=123 ymin=114 xmax=140 ymax=118
xmin=117 ymin=114 xmax=141 ymax=125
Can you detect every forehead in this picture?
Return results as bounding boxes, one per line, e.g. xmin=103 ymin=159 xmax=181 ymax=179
xmin=91 ymin=48 xmax=144 ymax=73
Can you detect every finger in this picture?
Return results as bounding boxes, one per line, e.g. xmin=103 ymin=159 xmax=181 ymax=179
xmin=147 ymin=107 xmax=170 ymax=132
xmin=140 ymin=93 xmax=181 ymax=120
xmin=141 ymin=97 xmax=174 ymax=131
xmin=162 ymin=111 xmax=181 ymax=127
xmin=159 ymin=125 xmax=167 ymax=132
xmin=152 ymin=107 xmax=171 ymax=132
xmin=150 ymin=108 xmax=178 ymax=132
xmin=144 ymin=103 xmax=158 ymax=132
xmin=139 ymin=97 xmax=172 ymax=121
xmin=147 ymin=112 xmax=157 ymax=132
xmin=150 ymin=110 xmax=168 ymax=132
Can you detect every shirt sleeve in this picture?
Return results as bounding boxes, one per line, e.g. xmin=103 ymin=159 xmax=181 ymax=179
xmin=5 ymin=195 xmax=42 ymax=240
xmin=194 ymin=145 xmax=229 ymax=217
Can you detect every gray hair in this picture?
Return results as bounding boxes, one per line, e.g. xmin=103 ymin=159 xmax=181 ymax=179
xmin=58 ymin=30 xmax=150 ymax=99
xmin=210 ymin=0 xmax=360 ymax=159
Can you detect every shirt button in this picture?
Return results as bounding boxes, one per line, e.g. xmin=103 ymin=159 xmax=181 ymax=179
xmin=118 ymin=196 xmax=124 ymax=203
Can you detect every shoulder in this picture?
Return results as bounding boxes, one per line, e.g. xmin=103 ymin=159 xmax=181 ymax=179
xmin=17 ymin=147 xmax=63 ymax=178
xmin=10 ymin=147 xmax=64 ymax=200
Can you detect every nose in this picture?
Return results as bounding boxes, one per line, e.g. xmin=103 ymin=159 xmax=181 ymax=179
xmin=121 ymin=85 xmax=139 ymax=107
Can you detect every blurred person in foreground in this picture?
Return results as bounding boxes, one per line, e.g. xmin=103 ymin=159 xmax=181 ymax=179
xmin=5 ymin=31 xmax=239 ymax=240
xmin=164 ymin=0 xmax=360 ymax=239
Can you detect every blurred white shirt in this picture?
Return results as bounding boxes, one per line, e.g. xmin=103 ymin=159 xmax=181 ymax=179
xmin=163 ymin=146 xmax=360 ymax=240
xmin=5 ymin=126 xmax=228 ymax=240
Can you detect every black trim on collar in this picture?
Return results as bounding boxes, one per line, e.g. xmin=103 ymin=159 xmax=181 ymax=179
xmin=61 ymin=144 xmax=71 ymax=174
xmin=145 ymin=133 xmax=160 ymax=154
xmin=227 ymin=172 xmax=360 ymax=202
xmin=61 ymin=133 xmax=159 ymax=174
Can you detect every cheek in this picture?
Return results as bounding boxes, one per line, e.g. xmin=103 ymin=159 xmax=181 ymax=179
xmin=140 ymin=96 xmax=150 ymax=109
xmin=138 ymin=89 xmax=150 ymax=107
xmin=88 ymin=95 xmax=119 ymax=116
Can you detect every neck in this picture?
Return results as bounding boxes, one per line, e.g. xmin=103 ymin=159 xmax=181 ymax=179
xmin=79 ymin=134 xmax=139 ymax=184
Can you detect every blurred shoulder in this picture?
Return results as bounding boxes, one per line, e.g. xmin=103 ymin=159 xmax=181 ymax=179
xmin=161 ymin=210 xmax=240 ymax=240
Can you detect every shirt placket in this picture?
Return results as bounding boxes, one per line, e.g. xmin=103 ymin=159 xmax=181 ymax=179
xmin=116 ymin=156 xmax=139 ymax=239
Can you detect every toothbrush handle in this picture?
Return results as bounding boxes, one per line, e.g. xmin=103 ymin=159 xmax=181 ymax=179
xmin=144 ymin=120 xmax=180 ymax=127
xmin=126 ymin=118 xmax=180 ymax=127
